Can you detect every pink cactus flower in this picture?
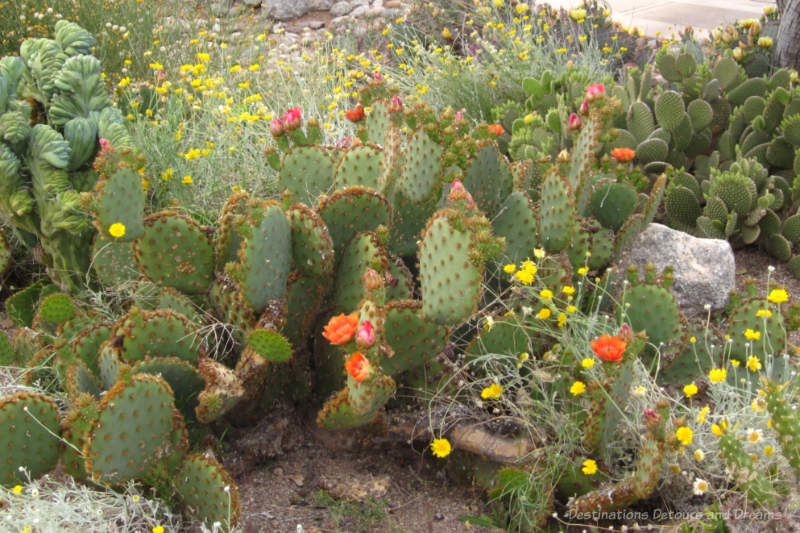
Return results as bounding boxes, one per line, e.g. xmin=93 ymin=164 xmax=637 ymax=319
xmin=585 ymin=83 xmax=605 ymax=101
xmin=618 ymin=324 xmax=633 ymax=343
xmin=355 ymin=320 xmax=376 ymax=348
xmin=282 ymin=106 xmax=302 ymax=130
xmin=567 ymin=113 xmax=582 ymax=131
xmin=579 ymin=99 xmax=589 ymax=115
xmin=448 ymin=179 xmax=476 ymax=209
xmin=390 ymin=94 xmax=403 ymax=112
xmin=269 ymin=117 xmax=285 ymax=137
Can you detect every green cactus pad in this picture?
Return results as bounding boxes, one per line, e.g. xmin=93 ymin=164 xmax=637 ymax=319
xmin=386 ymin=254 xmax=415 ymax=302
xmin=97 ymin=343 xmax=126 ymax=390
xmin=279 ymin=145 xmax=335 ymax=206
xmin=664 ymin=185 xmax=702 ymax=229
xmin=287 ymin=203 xmax=334 ymax=278
xmin=133 ymin=212 xmax=214 ymax=294
xmin=69 ymin=322 xmax=111 ymax=377
xmin=627 ymin=101 xmax=655 ymax=143
xmin=782 ymin=214 xmax=800 ymax=244
xmin=687 ymin=99 xmax=713 ymax=131
xmin=84 ymin=374 xmax=178 ymax=484
xmin=589 ymin=181 xmax=637 ymax=232
xmin=316 ymin=375 xmax=396 ymax=430
xmin=728 ymin=78 xmax=769 ymax=107
xmin=635 ymin=138 xmax=668 ymax=164
xmin=388 ymin=188 xmax=440 ymax=256
xmin=0 ymin=331 xmax=16 ymax=366
xmin=37 ymin=292 xmax=75 ymax=325
xmin=61 ymin=394 xmax=100 ymax=480
xmin=93 ymin=166 xmax=145 ymax=242
xmin=781 ymin=114 xmax=800 ymax=145
xmin=621 ymin=283 xmax=685 ymax=355
xmin=5 ymin=280 xmax=53 ymax=328
xmin=492 ymin=191 xmax=538 ymax=265
xmin=213 ymin=191 xmax=250 ymax=269
xmin=228 ymin=201 xmax=291 ymax=313
xmin=317 ymin=186 xmax=390 ymax=257
xmin=246 ymin=329 xmax=292 ymax=363
xmin=397 ymin=128 xmax=445 ymax=203
xmin=113 ymin=308 xmax=202 ymax=364
xmin=611 ymin=129 xmax=638 ymax=150
xmin=333 ymin=143 xmax=384 ymax=191
xmin=654 ymin=91 xmax=686 ymax=131
xmin=712 ymin=57 xmax=741 ymax=90
xmin=462 ymin=142 xmax=513 ymax=218
xmin=173 ymin=453 xmax=240 ymax=527
xmin=726 ymin=298 xmax=786 ymax=361
xmin=132 ymin=357 xmax=205 ymax=418
xmin=538 ymin=170 xmax=575 ymax=253
xmin=64 ymin=360 xmax=101 ymax=400
xmin=764 ymin=233 xmax=792 ymax=262
xmin=91 ymin=232 xmax=138 ymax=288
xmin=766 ymin=137 xmax=795 ymax=169
xmin=0 ymin=392 xmax=61 ymax=486
xmin=419 ymin=210 xmax=483 ymax=325
xmin=284 ymin=272 xmax=326 ymax=348
xmin=131 ymin=281 xmax=202 ymax=325
xmin=381 ymin=300 xmax=449 ymax=376
xmin=655 ymin=51 xmax=681 ymax=82
xmin=710 ymin=171 xmax=755 ymax=216
xmin=331 ymin=232 xmax=389 ymax=313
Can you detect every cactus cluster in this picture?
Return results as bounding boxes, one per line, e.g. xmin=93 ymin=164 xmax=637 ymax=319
xmin=0 ymin=21 xmax=133 ymax=291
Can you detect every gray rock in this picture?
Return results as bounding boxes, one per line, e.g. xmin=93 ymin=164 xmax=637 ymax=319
xmin=349 ymin=5 xmax=368 ymax=16
xmin=303 ymin=19 xmax=326 ymax=29
xmin=350 ymin=0 xmax=370 ymax=6
xmin=614 ymin=223 xmax=735 ymax=317
xmin=380 ymin=8 xmax=402 ymax=18
xmin=330 ymin=1 xmax=352 ymax=16
xmin=308 ymin=0 xmax=333 ymax=8
xmin=263 ymin=0 xmax=310 ymax=20
xmin=242 ymin=0 xmax=262 ymax=6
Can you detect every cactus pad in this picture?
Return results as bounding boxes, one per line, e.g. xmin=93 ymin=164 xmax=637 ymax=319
xmin=726 ymin=298 xmax=786 ymax=361
xmin=91 ymin=232 xmax=138 ymax=288
xmin=132 ymin=357 xmax=205 ymax=418
xmin=287 ymin=203 xmax=334 ymax=278
xmin=462 ymin=142 xmax=513 ymax=218
xmin=279 ymin=145 xmax=335 ymax=206
xmin=133 ymin=212 xmax=214 ymax=294
xmin=84 ymin=374 xmax=178 ymax=484
xmin=654 ymin=91 xmax=686 ymax=131
xmin=538 ymin=170 xmax=574 ymax=252
xmin=397 ymin=129 xmax=445 ymax=203
xmin=331 ymin=231 xmax=388 ymax=312
xmin=492 ymin=191 xmax=538 ymax=265
xmin=381 ymin=300 xmax=449 ymax=375
xmin=317 ymin=186 xmax=390 ymax=257
xmin=419 ymin=210 xmax=483 ymax=325
xmin=173 ymin=453 xmax=240 ymax=527
xmin=93 ymin=166 xmax=145 ymax=242
xmin=589 ymin=181 xmax=637 ymax=232
xmin=333 ymin=143 xmax=384 ymax=191
xmin=37 ymin=292 xmax=75 ymax=325
xmin=246 ymin=329 xmax=292 ymax=363
xmin=113 ymin=308 xmax=202 ymax=364
xmin=0 ymin=392 xmax=61 ymax=486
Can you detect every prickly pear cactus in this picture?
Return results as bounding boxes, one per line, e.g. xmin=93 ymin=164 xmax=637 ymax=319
xmin=0 ymin=392 xmax=62 ymax=486
xmin=173 ymin=453 xmax=241 ymax=527
xmin=84 ymin=374 xmax=180 ymax=484
xmin=133 ymin=212 xmax=214 ymax=294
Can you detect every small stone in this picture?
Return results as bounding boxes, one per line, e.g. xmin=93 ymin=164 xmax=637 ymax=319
xmin=614 ymin=223 xmax=736 ymax=317
xmin=308 ymin=0 xmax=333 ymax=8
xmin=330 ymin=1 xmax=352 ymax=16
xmin=304 ymin=19 xmax=326 ymax=29
xmin=350 ymin=0 xmax=369 ymax=5
xmin=384 ymin=0 xmax=403 ymax=7
xmin=350 ymin=5 xmax=368 ymax=16
xmin=273 ymin=466 xmax=284 ymax=476
xmin=366 ymin=6 xmax=382 ymax=15
xmin=263 ymin=0 xmax=311 ymax=20
xmin=242 ymin=0 xmax=262 ymax=6
xmin=373 ymin=0 xmax=383 ymax=7
xmin=380 ymin=8 xmax=402 ymax=18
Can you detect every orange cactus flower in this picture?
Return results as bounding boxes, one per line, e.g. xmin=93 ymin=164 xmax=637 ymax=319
xmin=345 ymin=351 xmax=372 ymax=382
xmin=322 ymin=312 xmax=359 ymax=345
xmin=488 ymin=124 xmax=504 ymax=136
xmin=611 ymin=147 xmax=636 ymax=163
xmin=345 ymin=105 xmax=365 ymax=123
xmin=591 ymin=334 xmax=627 ymax=362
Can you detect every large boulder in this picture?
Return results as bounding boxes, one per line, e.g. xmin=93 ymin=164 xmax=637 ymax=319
xmin=263 ymin=0 xmax=311 ymax=20
xmin=614 ymin=223 xmax=735 ymax=317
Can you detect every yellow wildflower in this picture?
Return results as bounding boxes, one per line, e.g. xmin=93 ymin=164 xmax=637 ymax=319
xmin=481 ymin=383 xmax=504 ymax=400
xmin=697 ymin=405 xmax=709 ymax=424
xmin=536 ymin=308 xmax=551 ymax=320
xmin=430 ymin=438 xmax=452 ymax=458
xmin=708 ymin=368 xmax=727 ymax=383
xmin=570 ymin=381 xmax=586 ymax=396
xmin=744 ymin=328 xmax=761 ymax=340
xmin=581 ymin=358 xmax=594 ymax=369
xmin=540 ymin=289 xmax=553 ymax=300
xmin=756 ymin=309 xmax=772 ymax=317
xmin=767 ymin=289 xmax=789 ymax=303
xmin=746 ymin=356 xmax=762 ymax=372
xmin=683 ymin=383 xmax=698 ymax=398
xmin=503 ymin=264 xmax=516 ymax=274
xmin=675 ymin=426 xmax=693 ymax=446
xmin=182 ymin=175 xmax=193 ymax=184
xmin=581 ymin=458 xmax=597 ymax=475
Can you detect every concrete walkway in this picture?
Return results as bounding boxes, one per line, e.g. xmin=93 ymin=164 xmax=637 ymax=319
xmin=543 ymin=0 xmax=776 ymax=37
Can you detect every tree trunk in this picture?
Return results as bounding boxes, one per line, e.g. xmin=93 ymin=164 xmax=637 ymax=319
xmin=776 ymin=0 xmax=800 ymax=71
